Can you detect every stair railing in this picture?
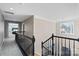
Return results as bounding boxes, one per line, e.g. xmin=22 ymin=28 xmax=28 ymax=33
xmin=41 ymin=34 xmax=79 ymax=56
xmin=13 ymin=31 xmax=35 ymax=56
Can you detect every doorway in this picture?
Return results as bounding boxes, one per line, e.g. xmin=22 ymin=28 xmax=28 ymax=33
xmin=8 ymin=23 xmax=19 ymax=38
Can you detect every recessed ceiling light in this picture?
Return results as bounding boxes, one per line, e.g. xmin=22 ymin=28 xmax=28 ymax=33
xmin=10 ymin=8 xmax=14 ymax=11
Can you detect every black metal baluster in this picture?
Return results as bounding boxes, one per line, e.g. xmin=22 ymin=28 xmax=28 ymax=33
xmin=55 ymin=37 xmax=57 ymax=56
xmin=52 ymin=34 xmax=54 ymax=55
xmin=32 ymin=36 xmax=35 ymax=56
xmin=69 ymin=39 xmax=70 ymax=56
xmin=41 ymin=42 xmax=43 ymax=56
xmin=65 ymin=39 xmax=66 ymax=56
xmin=73 ymin=40 xmax=75 ymax=56
xmin=50 ymin=38 xmax=52 ymax=55
xmin=53 ymin=37 xmax=55 ymax=56
xmin=54 ymin=37 xmax=56 ymax=56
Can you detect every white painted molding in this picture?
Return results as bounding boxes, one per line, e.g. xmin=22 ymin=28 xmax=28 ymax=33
xmin=57 ymin=16 xmax=79 ymax=23
xmin=34 ymin=15 xmax=57 ymax=23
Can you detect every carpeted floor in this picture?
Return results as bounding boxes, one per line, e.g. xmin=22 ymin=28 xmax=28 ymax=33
xmin=0 ymin=36 xmax=22 ymax=56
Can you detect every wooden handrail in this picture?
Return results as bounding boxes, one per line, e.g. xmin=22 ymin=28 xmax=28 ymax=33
xmin=13 ymin=31 xmax=35 ymax=56
xmin=13 ymin=31 xmax=35 ymax=41
xmin=54 ymin=35 xmax=78 ymax=41
xmin=43 ymin=36 xmax=52 ymax=44
xmin=42 ymin=34 xmax=79 ymax=44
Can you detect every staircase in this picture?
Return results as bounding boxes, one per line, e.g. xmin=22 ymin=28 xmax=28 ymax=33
xmin=41 ymin=34 xmax=79 ymax=56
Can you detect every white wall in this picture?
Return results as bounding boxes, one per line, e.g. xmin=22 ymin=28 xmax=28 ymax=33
xmin=23 ymin=16 xmax=34 ymax=38
xmin=34 ymin=16 xmax=56 ymax=55
xmin=0 ymin=10 xmax=4 ymax=49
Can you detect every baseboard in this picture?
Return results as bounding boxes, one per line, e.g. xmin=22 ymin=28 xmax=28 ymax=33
xmin=34 ymin=53 xmax=40 ymax=56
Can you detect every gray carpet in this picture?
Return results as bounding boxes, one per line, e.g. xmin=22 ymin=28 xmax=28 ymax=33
xmin=0 ymin=37 xmax=22 ymax=56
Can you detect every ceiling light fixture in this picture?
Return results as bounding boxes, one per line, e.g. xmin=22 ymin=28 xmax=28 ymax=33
xmin=10 ymin=8 xmax=14 ymax=11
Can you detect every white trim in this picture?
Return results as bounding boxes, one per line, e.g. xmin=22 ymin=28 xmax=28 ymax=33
xmin=57 ymin=16 xmax=79 ymax=22
xmin=34 ymin=15 xmax=57 ymax=23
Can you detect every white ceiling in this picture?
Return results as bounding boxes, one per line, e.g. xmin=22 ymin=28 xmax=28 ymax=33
xmin=3 ymin=14 xmax=32 ymax=22
xmin=0 ymin=3 xmax=79 ymax=21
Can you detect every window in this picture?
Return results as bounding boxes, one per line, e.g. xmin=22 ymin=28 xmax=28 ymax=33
xmin=8 ymin=23 xmax=19 ymax=37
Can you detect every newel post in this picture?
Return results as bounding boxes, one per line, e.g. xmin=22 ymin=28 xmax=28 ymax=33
xmin=52 ymin=33 xmax=54 ymax=55
xmin=41 ymin=42 xmax=43 ymax=56
xmin=77 ymin=38 xmax=79 ymax=42
xmin=32 ymin=36 xmax=35 ymax=56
